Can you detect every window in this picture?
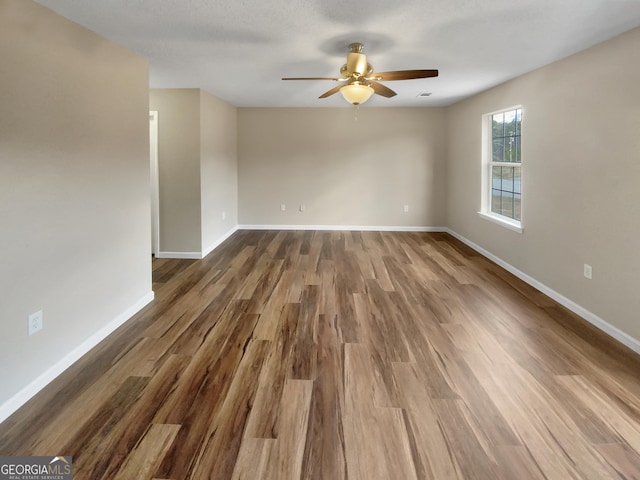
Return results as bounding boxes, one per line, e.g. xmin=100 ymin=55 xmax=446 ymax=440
xmin=480 ymin=107 xmax=523 ymax=232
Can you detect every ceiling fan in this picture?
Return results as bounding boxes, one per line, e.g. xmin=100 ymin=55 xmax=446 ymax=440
xmin=282 ymin=42 xmax=438 ymax=106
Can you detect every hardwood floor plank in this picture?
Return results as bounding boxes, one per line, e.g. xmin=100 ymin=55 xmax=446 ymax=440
xmin=113 ymin=423 xmax=180 ymax=480
xmin=343 ymin=343 xmax=418 ymax=480
xmin=57 ymin=376 xmax=149 ymax=476
xmin=335 ymin=274 xmax=360 ymax=343
xmin=244 ymin=304 xmax=300 ymax=439
xmin=260 ymin=379 xmax=313 ymax=479
xmin=80 ymin=354 xmax=191 ymax=480
xmin=594 ymin=443 xmax=640 ymax=479
xmin=470 ymin=353 xmax=621 ymax=479
xmin=11 ymin=339 xmax=173 ymax=457
xmin=152 ymin=258 xmax=197 ymax=284
xmin=290 ymin=286 xmax=319 ymax=380
xmin=231 ymin=437 xmax=275 ymax=480
xmin=303 ymin=234 xmax=322 ymax=286
xmin=393 ymin=362 xmax=462 ymax=479
xmin=318 ymin=258 xmax=338 ymax=316
xmin=253 ymin=270 xmax=294 ymax=341
xmin=354 ymin=249 xmax=376 ymax=280
xmin=152 ymin=312 xmax=262 ymax=479
xmin=556 ymin=375 xmax=640 ymax=454
xmin=300 ymin=314 xmax=347 ymax=480
xmin=494 ymin=445 xmax=548 ymax=480
xmin=187 ymin=339 xmax=270 ymax=480
xmin=432 ymin=398 xmax=500 ymax=480
xmin=244 ymin=258 xmax=286 ymax=314
xmin=164 ymin=280 xmax=245 ymax=356
xmin=370 ymin=254 xmax=396 ymax=291
xmin=445 ymin=357 xmax=522 ymax=447
xmin=360 ymin=280 xmax=414 ymax=363
xmin=405 ymin=327 xmax=461 ymax=400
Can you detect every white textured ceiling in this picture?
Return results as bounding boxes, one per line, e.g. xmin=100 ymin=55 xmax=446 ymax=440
xmin=34 ymin=0 xmax=640 ymax=107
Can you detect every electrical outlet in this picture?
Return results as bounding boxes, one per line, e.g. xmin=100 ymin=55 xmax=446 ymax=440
xmin=404 ymin=204 xmax=409 ymax=213
xmin=28 ymin=310 xmax=43 ymax=336
xmin=584 ymin=264 xmax=592 ymax=279
xmin=299 ymin=204 xmax=305 ymax=212
xmin=280 ymin=204 xmax=286 ymax=212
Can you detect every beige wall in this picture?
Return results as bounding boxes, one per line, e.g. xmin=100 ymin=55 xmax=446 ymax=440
xmin=446 ymin=27 xmax=640 ymax=340
xmin=238 ymin=108 xmax=447 ymax=227
xmin=200 ymin=90 xmax=238 ymax=251
xmin=150 ymin=89 xmax=202 ymax=253
xmin=0 ymin=0 xmax=151 ymax=405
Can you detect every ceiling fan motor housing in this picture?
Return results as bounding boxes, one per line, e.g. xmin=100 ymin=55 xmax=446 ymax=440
xmin=341 ymin=60 xmax=373 ymax=79
xmin=342 ymin=43 xmax=373 ymax=78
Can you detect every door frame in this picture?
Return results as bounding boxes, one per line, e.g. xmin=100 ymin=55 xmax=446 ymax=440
xmin=150 ymin=111 xmax=160 ymax=256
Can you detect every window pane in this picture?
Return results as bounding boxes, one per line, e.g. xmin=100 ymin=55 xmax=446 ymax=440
xmin=504 ymin=110 xmax=516 ymax=137
xmin=508 ymin=192 xmax=515 ymax=218
xmin=515 ymin=109 xmax=522 ymax=136
xmin=514 ymin=167 xmax=521 ymax=194
xmin=514 ymin=135 xmax=521 ymax=163
xmin=492 ymin=166 xmax=502 ymax=190
xmin=492 ymin=189 xmax=520 ymax=220
xmin=493 ymin=138 xmax=505 ymax=162
xmin=492 ymin=113 xmax=504 ymax=137
xmin=491 ymin=189 xmax=502 ymax=214
xmin=505 ymin=136 xmax=518 ymax=162
xmin=502 ymin=166 xmax=514 ymax=192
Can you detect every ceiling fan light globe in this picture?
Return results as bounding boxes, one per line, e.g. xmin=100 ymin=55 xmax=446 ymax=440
xmin=340 ymin=84 xmax=374 ymax=105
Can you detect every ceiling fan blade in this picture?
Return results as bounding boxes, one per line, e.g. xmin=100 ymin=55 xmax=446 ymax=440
xmin=282 ymin=77 xmax=342 ymax=81
xmin=369 ymin=81 xmax=396 ymax=98
xmin=318 ymin=84 xmax=344 ymax=99
xmin=370 ymin=69 xmax=439 ymax=81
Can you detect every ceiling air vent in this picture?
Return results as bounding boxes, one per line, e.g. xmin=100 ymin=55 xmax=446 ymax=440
xmin=417 ymin=92 xmax=432 ymax=97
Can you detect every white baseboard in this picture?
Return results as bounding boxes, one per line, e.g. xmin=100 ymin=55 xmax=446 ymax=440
xmin=156 ymin=251 xmax=202 ymax=259
xmin=238 ymin=224 xmax=447 ymax=232
xmin=202 ymin=226 xmax=239 ymax=258
xmin=0 ymin=291 xmax=155 ymax=424
xmin=446 ymin=229 xmax=640 ymax=355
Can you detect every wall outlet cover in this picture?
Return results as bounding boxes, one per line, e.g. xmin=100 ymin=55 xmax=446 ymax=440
xmin=28 ymin=310 xmax=43 ymax=336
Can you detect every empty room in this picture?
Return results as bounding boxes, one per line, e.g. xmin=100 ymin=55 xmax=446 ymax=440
xmin=1 ymin=0 xmax=640 ymax=479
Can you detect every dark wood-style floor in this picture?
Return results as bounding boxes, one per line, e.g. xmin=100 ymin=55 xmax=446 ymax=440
xmin=1 ymin=230 xmax=640 ymax=479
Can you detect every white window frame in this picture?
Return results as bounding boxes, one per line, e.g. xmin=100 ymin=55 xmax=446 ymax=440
xmin=479 ymin=106 xmax=523 ymax=233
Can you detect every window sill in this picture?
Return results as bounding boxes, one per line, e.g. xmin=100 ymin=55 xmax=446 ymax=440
xmin=478 ymin=212 xmax=523 ymax=233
